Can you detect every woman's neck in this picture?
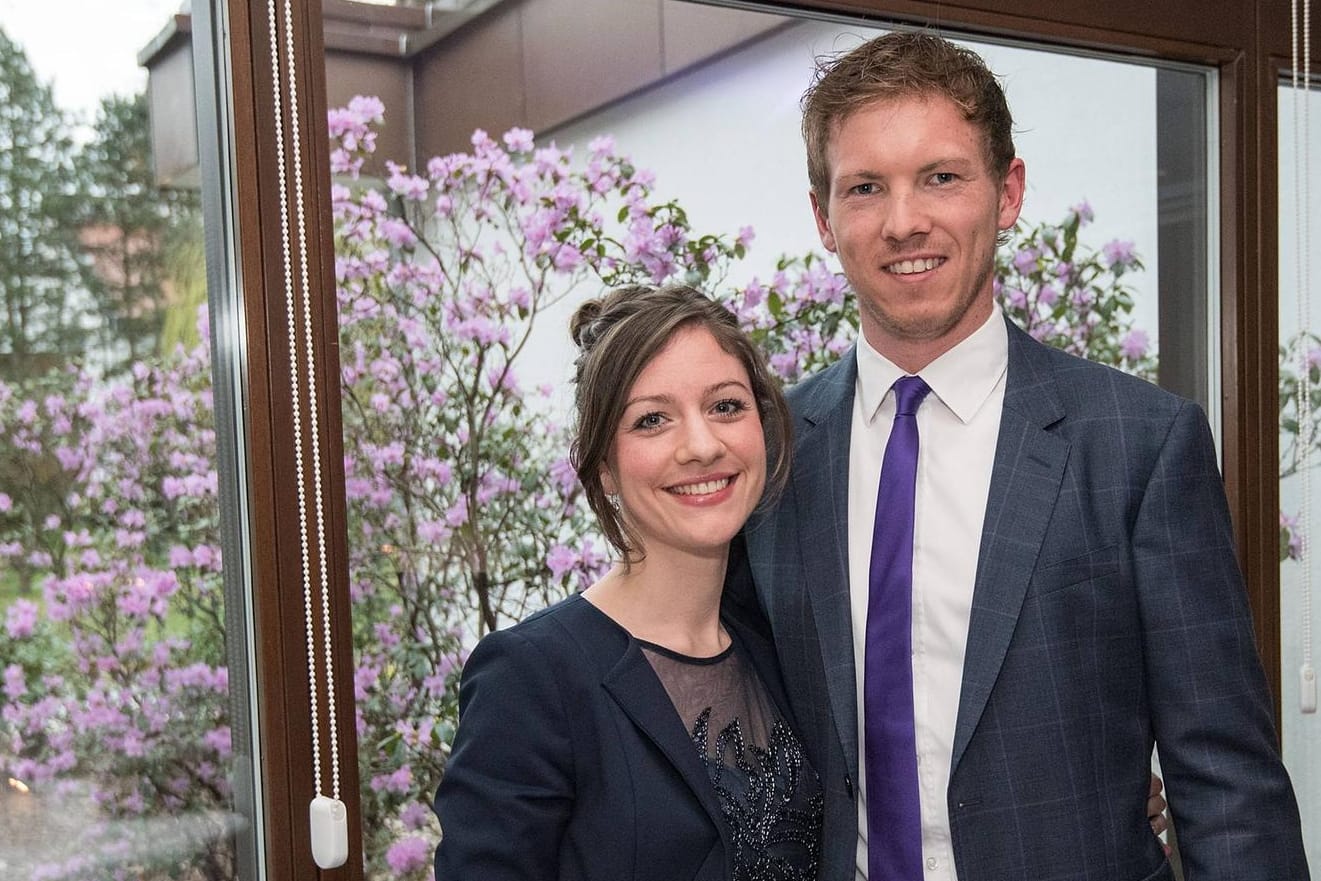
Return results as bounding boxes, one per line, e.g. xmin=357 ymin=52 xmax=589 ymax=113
xmin=583 ymin=545 xmax=730 ymax=657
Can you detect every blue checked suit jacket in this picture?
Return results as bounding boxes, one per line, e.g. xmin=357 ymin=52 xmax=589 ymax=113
xmin=736 ymin=316 xmax=1309 ymax=881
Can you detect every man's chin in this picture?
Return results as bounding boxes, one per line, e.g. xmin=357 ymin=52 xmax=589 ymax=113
xmin=860 ymin=299 xmax=990 ymax=363
xmin=873 ymin=311 xmax=968 ymax=345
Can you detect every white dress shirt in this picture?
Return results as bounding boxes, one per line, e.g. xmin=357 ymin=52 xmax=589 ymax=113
xmin=848 ymin=307 xmax=1008 ymax=880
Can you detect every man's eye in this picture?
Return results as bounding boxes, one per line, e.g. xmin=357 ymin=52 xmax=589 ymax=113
xmin=931 ymin=172 xmax=957 ymax=185
xmin=850 ymin=183 xmax=876 ymax=195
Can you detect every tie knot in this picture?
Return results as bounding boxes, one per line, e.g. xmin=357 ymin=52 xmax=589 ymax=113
xmin=891 ymin=375 xmax=931 ymax=417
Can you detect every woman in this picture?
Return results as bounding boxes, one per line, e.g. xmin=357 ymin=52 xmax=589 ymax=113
xmin=433 ymin=283 xmax=822 ymax=880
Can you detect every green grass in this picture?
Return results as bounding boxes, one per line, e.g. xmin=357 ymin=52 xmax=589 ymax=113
xmin=0 ymin=566 xmax=44 ymax=617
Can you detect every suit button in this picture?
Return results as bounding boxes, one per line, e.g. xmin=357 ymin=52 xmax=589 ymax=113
xmin=926 ymin=857 xmax=939 ymax=870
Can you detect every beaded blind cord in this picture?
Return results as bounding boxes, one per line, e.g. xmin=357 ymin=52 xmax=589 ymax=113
xmin=1293 ymin=0 xmax=1317 ymax=715
xmin=266 ymin=0 xmax=350 ymax=866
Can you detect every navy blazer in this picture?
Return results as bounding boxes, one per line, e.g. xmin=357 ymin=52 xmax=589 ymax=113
xmin=739 ymin=317 xmax=1309 ymax=881
xmin=433 ymin=583 xmax=804 ymax=881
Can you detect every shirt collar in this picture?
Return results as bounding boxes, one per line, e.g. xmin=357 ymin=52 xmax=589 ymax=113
xmin=855 ymin=304 xmax=1008 ymax=425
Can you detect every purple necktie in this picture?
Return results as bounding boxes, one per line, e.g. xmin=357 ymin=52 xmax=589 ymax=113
xmin=865 ymin=375 xmax=931 ymax=881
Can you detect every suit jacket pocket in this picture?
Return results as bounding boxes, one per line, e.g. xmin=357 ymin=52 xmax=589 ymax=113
xmin=1031 ymin=545 xmax=1119 ymax=596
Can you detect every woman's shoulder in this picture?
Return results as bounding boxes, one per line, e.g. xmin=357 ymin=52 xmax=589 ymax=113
xmin=471 ymin=593 xmax=627 ymax=671
xmin=502 ymin=592 xmax=614 ymax=639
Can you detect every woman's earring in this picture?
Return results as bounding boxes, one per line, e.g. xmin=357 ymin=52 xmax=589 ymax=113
xmin=607 ymin=493 xmax=620 ymax=512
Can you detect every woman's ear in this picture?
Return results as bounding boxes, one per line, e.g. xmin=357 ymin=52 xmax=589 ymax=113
xmin=600 ymin=467 xmax=617 ymax=497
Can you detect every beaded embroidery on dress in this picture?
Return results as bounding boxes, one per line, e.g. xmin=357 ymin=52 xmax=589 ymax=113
xmin=641 ymin=641 xmax=823 ymax=881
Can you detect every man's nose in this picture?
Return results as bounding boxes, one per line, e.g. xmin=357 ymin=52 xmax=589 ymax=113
xmin=882 ymin=190 xmax=932 ymax=242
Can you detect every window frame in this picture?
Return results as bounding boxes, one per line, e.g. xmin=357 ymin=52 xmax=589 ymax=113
xmin=212 ymin=1 xmax=1310 ymax=877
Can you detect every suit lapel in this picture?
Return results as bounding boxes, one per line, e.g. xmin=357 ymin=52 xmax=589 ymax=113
xmin=790 ymin=354 xmax=861 ymax=781
xmin=951 ymin=319 xmax=1070 ymax=771
xmin=601 ymin=644 xmax=731 ymax=835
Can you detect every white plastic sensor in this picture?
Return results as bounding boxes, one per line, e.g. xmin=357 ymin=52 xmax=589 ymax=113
xmin=310 ymin=795 xmax=349 ymax=869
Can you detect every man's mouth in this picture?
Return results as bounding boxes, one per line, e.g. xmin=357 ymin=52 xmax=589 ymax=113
xmin=885 ymin=257 xmax=945 ymax=275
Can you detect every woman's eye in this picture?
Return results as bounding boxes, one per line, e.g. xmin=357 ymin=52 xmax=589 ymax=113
xmin=713 ymin=398 xmax=749 ymax=417
xmin=632 ymin=412 xmax=664 ymax=430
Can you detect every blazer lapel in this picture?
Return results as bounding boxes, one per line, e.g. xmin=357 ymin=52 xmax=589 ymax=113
xmin=951 ymin=319 xmax=1070 ymax=771
xmin=601 ymin=644 xmax=731 ymax=836
xmin=790 ymin=354 xmax=861 ymax=782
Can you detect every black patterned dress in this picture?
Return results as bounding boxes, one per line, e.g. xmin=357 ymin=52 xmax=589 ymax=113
xmin=640 ymin=640 xmax=824 ymax=881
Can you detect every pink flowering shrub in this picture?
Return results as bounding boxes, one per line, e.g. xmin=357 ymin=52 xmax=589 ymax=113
xmin=722 ymin=201 xmax=1158 ymax=387
xmin=995 ymin=200 xmax=1156 ymax=380
xmin=0 ymin=321 xmax=235 ymax=880
xmin=725 ymin=252 xmax=858 ymax=383
xmin=0 ymin=96 xmax=1158 ymax=880
xmin=329 ymin=97 xmax=776 ymax=877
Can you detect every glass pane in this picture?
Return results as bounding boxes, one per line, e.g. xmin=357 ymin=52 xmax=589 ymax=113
xmin=0 ymin=2 xmax=257 ymax=879
xmin=319 ymin=2 xmax=1214 ymax=875
xmin=1278 ymin=76 xmax=1321 ymax=868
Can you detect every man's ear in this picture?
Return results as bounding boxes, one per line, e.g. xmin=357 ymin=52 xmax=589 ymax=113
xmin=810 ymin=190 xmax=837 ymax=253
xmin=997 ymin=157 xmax=1026 ymax=232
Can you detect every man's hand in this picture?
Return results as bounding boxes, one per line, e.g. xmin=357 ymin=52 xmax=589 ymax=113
xmin=1148 ymin=772 xmax=1170 ymax=855
xmin=1147 ymin=773 xmax=1168 ymax=835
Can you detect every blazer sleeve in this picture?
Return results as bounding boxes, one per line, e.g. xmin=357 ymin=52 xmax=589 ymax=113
xmin=1134 ymin=400 xmax=1309 ymax=878
xmin=433 ymin=626 xmax=575 ymax=881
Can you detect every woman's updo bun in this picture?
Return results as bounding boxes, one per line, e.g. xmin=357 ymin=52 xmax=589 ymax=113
xmin=569 ymin=298 xmax=605 ymax=351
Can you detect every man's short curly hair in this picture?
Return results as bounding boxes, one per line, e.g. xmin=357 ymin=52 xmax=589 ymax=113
xmin=802 ymin=30 xmax=1015 ymax=208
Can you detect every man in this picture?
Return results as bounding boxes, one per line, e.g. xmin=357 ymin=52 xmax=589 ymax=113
xmin=738 ymin=30 xmax=1308 ymax=881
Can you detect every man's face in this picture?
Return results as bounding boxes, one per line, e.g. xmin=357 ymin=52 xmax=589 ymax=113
xmin=811 ymin=94 xmax=1025 ymax=371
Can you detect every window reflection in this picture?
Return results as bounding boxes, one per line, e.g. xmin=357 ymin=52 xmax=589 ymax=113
xmin=0 ymin=5 xmax=248 ymax=878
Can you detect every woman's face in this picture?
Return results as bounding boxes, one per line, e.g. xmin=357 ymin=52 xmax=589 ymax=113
xmin=602 ymin=325 xmax=766 ymax=561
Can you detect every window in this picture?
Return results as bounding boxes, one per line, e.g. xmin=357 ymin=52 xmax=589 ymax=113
xmin=0 ymin=1 xmax=259 ymax=878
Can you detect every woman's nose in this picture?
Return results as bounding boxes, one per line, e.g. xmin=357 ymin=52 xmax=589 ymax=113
xmin=677 ymin=418 xmax=724 ymax=463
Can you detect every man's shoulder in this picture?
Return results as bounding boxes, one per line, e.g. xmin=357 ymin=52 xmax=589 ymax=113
xmin=784 ymin=348 xmax=857 ymax=415
xmin=1011 ymin=323 xmax=1188 ymax=418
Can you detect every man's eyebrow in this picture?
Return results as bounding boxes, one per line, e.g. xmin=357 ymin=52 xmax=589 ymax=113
xmin=918 ymin=157 xmax=977 ymax=174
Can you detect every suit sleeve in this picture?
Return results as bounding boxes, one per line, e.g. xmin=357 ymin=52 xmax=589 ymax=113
xmin=433 ymin=627 xmax=575 ymax=881
xmin=1134 ymin=400 xmax=1309 ymax=878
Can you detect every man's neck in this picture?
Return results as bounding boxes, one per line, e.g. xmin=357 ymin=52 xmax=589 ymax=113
xmin=862 ymin=302 xmax=996 ymax=374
